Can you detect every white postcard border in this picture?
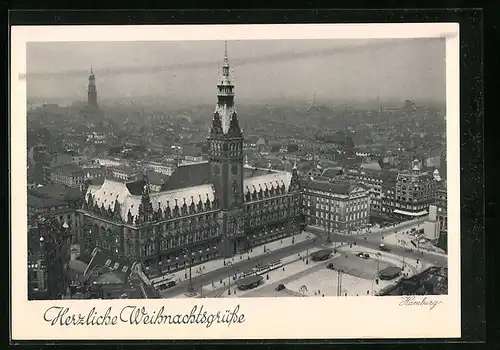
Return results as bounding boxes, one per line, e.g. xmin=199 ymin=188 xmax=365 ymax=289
xmin=11 ymin=23 xmax=460 ymax=340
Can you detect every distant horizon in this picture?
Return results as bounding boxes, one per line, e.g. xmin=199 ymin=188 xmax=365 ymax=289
xmin=27 ymin=38 xmax=446 ymax=106
xmin=27 ymin=95 xmax=445 ymax=109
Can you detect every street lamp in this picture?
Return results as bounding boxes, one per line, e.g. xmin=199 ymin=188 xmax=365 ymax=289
xmin=196 ymin=266 xmax=205 ymax=298
xmin=183 ymin=248 xmax=194 ymax=295
xmin=326 ymin=200 xmax=332 ymax=244
xmin=227 ymin=261 xmax=233 ymax=296
xmin=305 ymin=234 xmax=311 ymax=264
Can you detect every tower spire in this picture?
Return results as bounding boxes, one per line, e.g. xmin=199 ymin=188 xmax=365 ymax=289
xmin=88 ymin=65 xmax=98 ymax=110
xmin=211 ymin=41 xmax=240 ymax=136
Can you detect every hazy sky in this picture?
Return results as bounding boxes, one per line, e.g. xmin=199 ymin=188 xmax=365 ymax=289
xmin=26 ymin=38 xmax=446 ymax=105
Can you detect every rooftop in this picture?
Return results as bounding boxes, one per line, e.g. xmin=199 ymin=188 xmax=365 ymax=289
xmin=51 ymin=164 xmax=86 ymax=175
xmin=310 ymin=249 xmax=334 ymax=259
xmin=163 ymin=162 xmax=211 ymax=190
xmin=84 ymin=248 xmax=133 ymax=277
xmin=378 ymin=266 xmax=448 ymax=296
xmin=243 ymin=167 xmax=274 ymax=179
xmin=27 ymin=194 xmax=67 ymax=209
xmin=300 ymin=179 xmax=361 ymax=195
xmin=235 ymin=274 xmax=264 ymax=287
xmin=29 ymin=183 xmax=82 ymax=202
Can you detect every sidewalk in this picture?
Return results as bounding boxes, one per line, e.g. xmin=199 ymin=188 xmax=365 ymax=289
xmin=175 ymin=247 xmax=325 ymax=299
xmin=169 ymin=231 xmax=315 ymax=284
xmin=382 ymin=231 xmax=446 ymax=255
xmin=307 ymin=217 xmax=427 ymax=239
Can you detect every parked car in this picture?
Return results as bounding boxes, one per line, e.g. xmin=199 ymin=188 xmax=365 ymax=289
xmin=275 ymin=284 xmax=286 ymax=291
xmin=356 ymin=252 xmax=369 ymax=259
xmin=327 ymin=263 xmax=335 ymax=270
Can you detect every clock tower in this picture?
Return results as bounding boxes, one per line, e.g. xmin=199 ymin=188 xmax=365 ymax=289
xmin=208 ymin=41 xmax=244 ymax=210
xmin=207 ymin=42 xmax=244 ymax=257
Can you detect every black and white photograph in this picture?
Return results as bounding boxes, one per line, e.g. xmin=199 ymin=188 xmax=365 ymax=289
xmin=11 ymin=23 xmax=461 ymax=340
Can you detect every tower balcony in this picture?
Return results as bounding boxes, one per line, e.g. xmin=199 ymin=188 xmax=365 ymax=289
xmin=217 ymin=91 xmax=235 ymax=97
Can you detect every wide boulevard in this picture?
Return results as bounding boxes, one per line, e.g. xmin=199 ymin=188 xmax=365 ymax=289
xmin=161 ymin=220 xmax=446 ymax=298
xmin=160 ymin=237 xmax=320 ymax=297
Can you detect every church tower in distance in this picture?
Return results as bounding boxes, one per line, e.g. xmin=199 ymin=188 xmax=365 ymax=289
xmin=208 ymin=41 xmax=244 ymax=210
xmin=87 ymin=66 xmax=99 ymax=111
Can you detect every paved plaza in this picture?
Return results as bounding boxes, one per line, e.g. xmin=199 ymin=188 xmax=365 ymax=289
xmin=165 ymin=231 xmax=314 ymax=284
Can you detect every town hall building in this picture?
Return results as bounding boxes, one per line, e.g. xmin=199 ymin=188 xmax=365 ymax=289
xmin=79 ymin=43 xmax=302 ymax=274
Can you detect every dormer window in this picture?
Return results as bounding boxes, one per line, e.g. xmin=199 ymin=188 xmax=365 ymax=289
xmin=113 ymin=262 xmax=120 ymax=270
xmin=105 ymin=259 xmax=112 ymax=267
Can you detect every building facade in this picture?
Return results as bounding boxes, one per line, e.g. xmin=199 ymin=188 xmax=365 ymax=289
xmin=49 ymin=164 xmax=87 ymax=189
xmin=146 ymin=161 xmax=176 ymax=176
xmin=393 ymin=160 xmax=437 ymax=219
xmin=28 ymin=217 xmax=72 ymax=300
xmin=346 ymin=168 xmax=398 ymax=217
xmin=435 ymin=186 xmax=447 ymax=235
xmin=111 ymin=166 xmax=140 ymax=181
xmin=28 ymin=192 xmax=82 ymax=243
xmin=301 ymin=179 xmax=370 ymax=232
xmin=78 ymin=44 xmax=303 ymax=274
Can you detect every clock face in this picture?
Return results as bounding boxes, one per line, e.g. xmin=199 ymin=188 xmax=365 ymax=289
xmin=231 ymin=164 xmax=239 ymax=175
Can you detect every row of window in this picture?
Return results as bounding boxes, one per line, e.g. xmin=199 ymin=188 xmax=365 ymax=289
xmin=310 ymin=209 xmax=368 ymax=221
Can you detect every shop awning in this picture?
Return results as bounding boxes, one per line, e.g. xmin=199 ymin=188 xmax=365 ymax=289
xmin=393 ymin=209 xmax=428 ymax=217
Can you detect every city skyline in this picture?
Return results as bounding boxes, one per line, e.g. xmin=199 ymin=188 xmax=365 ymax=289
xmin=27 ymin=38 xmax=446 ymax=106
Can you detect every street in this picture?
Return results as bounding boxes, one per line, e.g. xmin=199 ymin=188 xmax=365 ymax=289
xmin=161 ymin=219 xmax=447 ymax=298
xmin=160 ymin=236 xmax=321 ymax=298
xmin=309 ymin=227 xmax=447 ymax=267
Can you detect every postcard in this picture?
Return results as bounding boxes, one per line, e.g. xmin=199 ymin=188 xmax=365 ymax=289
xmin=11 ymin=23 xmax=460 ymax=340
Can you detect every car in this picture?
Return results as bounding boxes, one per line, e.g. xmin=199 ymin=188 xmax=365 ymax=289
xmin=357 ymin=252 xmax=369 ymax=259
xmin=327 ymin=263 xmax=335 ymax=270
xmin=379 ymin=244 xmax=390 ymax=252
xmin=275 ymin=284 xmax=286 ymax=291
xmin=362 ymin=253 xmax=370 ymax=259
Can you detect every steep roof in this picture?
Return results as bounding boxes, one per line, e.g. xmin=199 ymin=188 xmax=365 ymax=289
xmin=86 ymin=178 xmax=216 ymax=222
xmin=243 ymin=170 xmax=292 ymax=197
xmin=163 ymin=162 xmax=211 ymax=190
